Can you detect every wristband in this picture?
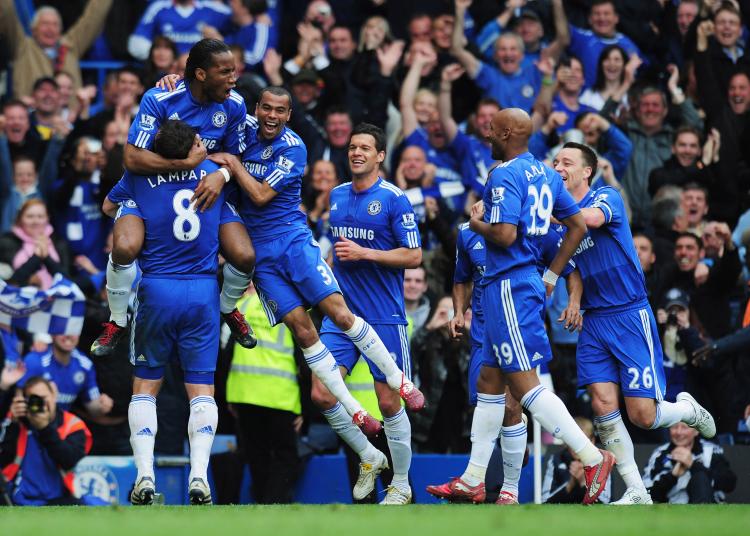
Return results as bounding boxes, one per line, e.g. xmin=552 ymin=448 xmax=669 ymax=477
xmin=542 ymin=76 xmax=555 ymax=86
xmin=218 ymin=167 xmax=230 ymax=183
xmin=542 ymin=269 xmax=559 ymax=287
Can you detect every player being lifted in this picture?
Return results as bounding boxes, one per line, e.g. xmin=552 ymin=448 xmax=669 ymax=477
xmin=468 ymin=108 xmax=614 ymax=505
xmin=553 ymin=142 xmax=716 ymax=505
xmin=104 ymin=119 xmax=240 ymax=505
xmin=92 ymin=39 xmax=257 ymax=357
xmin=309 ymin=123 xmax=422 ymax=505
xmin=209 ymin=88 xmax=425 ymax=436
xmin=427 ymin=221 xmax=583 ymax=504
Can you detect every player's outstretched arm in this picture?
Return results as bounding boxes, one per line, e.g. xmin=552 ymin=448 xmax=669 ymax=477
xmin=333 ymin=237 xmax=422 ymax=269
xmin=214 ymin=152 xmax=278 ymax=206
xmin=124 ymin=136 xmax=207 ymax=175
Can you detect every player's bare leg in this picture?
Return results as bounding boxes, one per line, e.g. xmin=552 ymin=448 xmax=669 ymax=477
xmin=185 ymin=381 xmax=217 ymax=505
xmin=591 ymin=381 xmax=713 ymax=505
xmin=92 ymin=215 xmax=143 ymax=357
xmin=318 ymin=293 xmax=424 ymax=411
xmin=375 ymin=381 xmax=413 ymax=505
xmin=284 ymin=306 xmax=380 ymax=436
xmin=129 ymin=376 xmax=161 ymax=505
xmin=311 ymin=374 xmax=388 ymax=498
xmin=507 ymin=369 xmax=614 ymax=505
xmin=219 ymin=222 xmax=257 ymax=348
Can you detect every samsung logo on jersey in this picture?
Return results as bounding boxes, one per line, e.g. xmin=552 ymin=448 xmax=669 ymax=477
xmin=244 ymin=162 xmax=268 ymax=176
xmin=575 ymin=236 xmax=595 ymax=255
xmin=330 ymin=226 xmax=375 ymax=240
xmin=147 ymin=169 xmax=208 ymax=188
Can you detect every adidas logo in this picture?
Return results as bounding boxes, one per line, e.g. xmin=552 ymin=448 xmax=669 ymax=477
xmin=330 ymin=203 xmax=337 ymax=210
xmin=136 ymin=354 xmax=147 ymax=362
xmin=472 ymin=241 xmax=484 ymax=250
xmin=196 ymin=425 xmax=214 ymax=435
xmin=168 ymin=112 xmax=180 ymax=120
xmin=137 ymin=427 xmax=154 ymax=436
xmin=532 ymin=352 xmax=543 ymax=362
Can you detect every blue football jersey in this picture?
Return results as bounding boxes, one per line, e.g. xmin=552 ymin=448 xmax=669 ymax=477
xmin=571 ymin=186 xmax=648 ymax=312
xmin=327 ymin=178 xmax=421 ymax=324
xmin=455 ymin=222 xmax=485 ymax=321
xmin=235 ymin=117 xmax=308 ymax=242
xmin=128 ymin=82 xmax=247 ymax=155
xmin=109 ymin=160 xmax=234 ymax=277
xmin=132 ymin=1 xmax=232 ymax=54
xmin=482 ymin=152 xmax=580 ymax=280
xmin=19 ymin=349 xmax=100 ymax=410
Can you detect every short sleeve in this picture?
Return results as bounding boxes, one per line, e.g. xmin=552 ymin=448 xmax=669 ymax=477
xmin=551 ymin=179 xmax=581 ymax=221
xmin=454 ymin=230 xmax=472 ymax=283
xmin=127 ymin=90 xmax=163 ymax=150
xmin=484 ymin=166 xmax=522 ymax=226
xmin=222 ymin=97 xmax=248 ymax=154
xmin=390 ymin=194 xmax=421 ymax=249
xmin=473 ymin=62 xmax=496 ymax=93
xmin=590 ymin=186 xmax=623 ymax=225
xmin=264 ymin=144 xmax=307 ymax=192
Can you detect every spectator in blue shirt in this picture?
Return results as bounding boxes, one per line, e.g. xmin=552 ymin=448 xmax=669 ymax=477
xmin=567 ymin=0 xmax=643 ymax=88
xmin=451 ymin=0 xmax=541 ymax=113
xmin=127 ymin=0 xmax=233 ymax=60
xmin=475 ymin=0 xmax=569 ymax=66
xmin=18 ymin=334 xmax=112 ymax=416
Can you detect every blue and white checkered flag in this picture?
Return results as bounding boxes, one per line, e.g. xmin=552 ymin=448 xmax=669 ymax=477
xmin=0 ymin=275 xmax=85 ymax=335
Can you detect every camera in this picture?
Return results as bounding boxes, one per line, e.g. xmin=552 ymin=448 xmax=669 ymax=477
xmin=667 ymin=312 xmax=679 ymax=326
xmin=26 ymin=394 xmax=46 ymax=414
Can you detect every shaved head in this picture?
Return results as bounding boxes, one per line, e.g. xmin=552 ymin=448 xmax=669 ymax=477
xmin=487 ymin=108 xmax=532 ymax=161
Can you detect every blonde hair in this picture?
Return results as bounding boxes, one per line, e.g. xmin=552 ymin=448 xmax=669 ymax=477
xmin=358 ymin=16 xmax=393 ymax=52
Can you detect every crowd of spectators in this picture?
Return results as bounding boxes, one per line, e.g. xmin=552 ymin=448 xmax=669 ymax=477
xmin=1 ymin=0 xmax=750 ymax=504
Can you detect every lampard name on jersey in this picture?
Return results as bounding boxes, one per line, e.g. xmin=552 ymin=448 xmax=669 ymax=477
xmin=146 ymin=168 xmax=210 ymax=188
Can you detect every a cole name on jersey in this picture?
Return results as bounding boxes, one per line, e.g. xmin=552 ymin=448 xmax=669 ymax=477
xmin=330 ymin=226 xmax=376 ymax=241
xmin=146 ymin=168 xmax=210 ymax=188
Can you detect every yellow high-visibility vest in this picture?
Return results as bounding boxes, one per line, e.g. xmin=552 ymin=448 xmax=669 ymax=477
xmin=226 ymin=293 xmax=301 ymax=414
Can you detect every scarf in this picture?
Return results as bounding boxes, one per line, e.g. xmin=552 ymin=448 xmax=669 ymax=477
xmin=11 ymin=224 xmax=60 ymax=290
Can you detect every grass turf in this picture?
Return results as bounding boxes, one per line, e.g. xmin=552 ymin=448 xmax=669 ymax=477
xmin=2 ymin=504 xmax=749 ymax=536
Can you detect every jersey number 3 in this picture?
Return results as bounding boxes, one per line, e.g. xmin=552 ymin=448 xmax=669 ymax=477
xmin=172 ymin=189 xmax=201 ymax=242
xmin=528 ymin=183 xmax=552 ymax=236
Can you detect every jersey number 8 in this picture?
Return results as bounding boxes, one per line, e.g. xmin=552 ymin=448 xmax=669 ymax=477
xmin=172 ymin=189 xmax=201 ymax=242
xmin=528 ymin=183 xmax=553 ymax=236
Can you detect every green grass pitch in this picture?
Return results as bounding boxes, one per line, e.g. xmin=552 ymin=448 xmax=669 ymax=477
xmin=3 ymin=504 xmax=750 ymax=536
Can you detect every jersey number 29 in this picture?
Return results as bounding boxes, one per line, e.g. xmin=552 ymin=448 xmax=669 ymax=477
xmin=528 ymin=183 xmax=553 ymax=236
xmin=172 ymin=189 xmax=201 ymax=242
